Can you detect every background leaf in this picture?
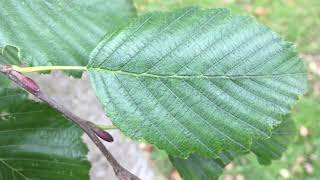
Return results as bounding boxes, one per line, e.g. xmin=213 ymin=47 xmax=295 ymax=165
xmin=0 ymin=45 xmax=20 ymax=86
xmin=0 ymin=74 xmax=9 ymax=87
xmin=251 ymin=116 xmax=297 ymax=165
xmin=170 ymin=117 xmax=297 ymax=180
xmin=0 ymin=0 xmax=136 ymax=75
xmin=88 ymin=7 xmax=307 ymax=157
xmin=0 ymin=88 xmax=90 ymax=180
xmin=170 ymin=152 xmax=236 ymax=180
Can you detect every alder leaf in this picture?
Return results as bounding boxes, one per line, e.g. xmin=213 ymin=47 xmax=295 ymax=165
xmin=0 ymin=0 xmax=136 ymax=75
xmin=0 ymin=88 xmax=90 ymax=180
xmin=170 ymin=117 xmax=297 ymax=180
xmin=88 ymin=7 xmax=307 ymax=157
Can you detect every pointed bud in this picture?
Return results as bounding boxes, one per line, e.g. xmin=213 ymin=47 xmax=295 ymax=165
xmin=86 ymin=121 xmax=114 ymax=142
xmin=94 ymin=128 xmax=114 ymax=142
xmin=21 ymin=76 xmax=40 ymax=93
xmin=9 ymin=70 xmax=40 ymax=93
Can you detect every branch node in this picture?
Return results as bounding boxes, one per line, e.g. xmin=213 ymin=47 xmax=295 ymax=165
xmin=0 ymin=64 xmax=139 ymax=180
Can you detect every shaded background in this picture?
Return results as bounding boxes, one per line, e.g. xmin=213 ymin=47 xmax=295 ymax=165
xmin=33 ymin=0 xmax=320 ymax=179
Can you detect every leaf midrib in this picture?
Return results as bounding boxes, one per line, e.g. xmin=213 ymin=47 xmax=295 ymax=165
xmin=11 ymin=65 xmax=306 ymax=79
xmin=88 ymin=67 xmax=306 ymax=79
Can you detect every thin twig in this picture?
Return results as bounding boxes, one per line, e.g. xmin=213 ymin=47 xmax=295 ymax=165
xmin=0 ymin=64 xmax=140 ymax=180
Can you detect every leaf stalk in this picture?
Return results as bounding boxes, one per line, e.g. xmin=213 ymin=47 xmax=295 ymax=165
xmin=12 ymin=65 xmax=87 ymax=73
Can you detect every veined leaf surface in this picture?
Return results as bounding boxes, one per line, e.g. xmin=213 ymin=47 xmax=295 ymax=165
xmin=0 ymin=0 xmax=136 ymax=73
xmin=0 ymin=89 xmax=90 ymax=180
xmin=88 ymin=7 xmax=307 ymax=157
xmin=88 ymin=7 xmax=306 ymax=157
xmin=0 ymin=45 xmax=20 ymax=86
xmin=170 ymin=118 xmax=297 ymax=180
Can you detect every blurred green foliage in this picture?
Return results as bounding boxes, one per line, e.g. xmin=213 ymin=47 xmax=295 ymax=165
xmin=134 ymin=0 xmax=320 ymax=54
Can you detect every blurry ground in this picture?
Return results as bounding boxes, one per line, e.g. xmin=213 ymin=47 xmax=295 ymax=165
xmin=30 ymin=0 xmax=320 ymax=179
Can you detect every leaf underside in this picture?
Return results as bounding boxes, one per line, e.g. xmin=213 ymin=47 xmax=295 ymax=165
xmin=0 ymin=0 xmax=135 ymax=76
xmin=0 ymin=88 xmax=90 ymax=180
xmin=170 ymin=117 xmax=297 ymax=180
xmin=88 ymin=7 xmax=307 ymax=157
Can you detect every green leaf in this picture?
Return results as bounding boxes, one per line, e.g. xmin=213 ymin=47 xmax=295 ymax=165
xmin=0 ymin=76 xmax=8 ymax=87
xmin=170 ymin=118 xmax=297 ymax=180
xmin=0 ymin=88 xmax=90 ymax=180
xmin=0 ymin=45 xmax=20 ymax=65
xmin=170 ymin=152 xmax=236 ymax=180
xmin=251 ymin=116 xmax=297 ymax=165
xmin=0 ymin=0 xmax=136 ymax=75
xmin=0 ymin=45 xmax=20 ymax=86
xmin=88 ymin=7 xmax=307 ymax=157
xmin=0 ymin=88 xmax=27 ymax=109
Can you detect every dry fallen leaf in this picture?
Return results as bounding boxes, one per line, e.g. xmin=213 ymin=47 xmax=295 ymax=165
xmin=309 ymin=62 xmax=320 ymax=75
xmin=255 ymin=7 xmax=268 ymax=16
xmin=139 ymin=143 xmax=154 ymax=152
xmin=304 ymin=163 xmax=314 ymax=175
xmin=170 ymin=169 xmax=182 ymax=180
xmin=225 ymin=163 xmax=234 ymax=171
xmin=236 ymin=174 xmax=245 ymax=180
xmin=224 ymin=175 xmax=234 ymax=180
xmin=244 ymin=4 xmax=253 ymax=13
xmin=299 ymin=126 xmax=309 ymax=137
xmin=280 ymin=169 xmax=291 ymax=179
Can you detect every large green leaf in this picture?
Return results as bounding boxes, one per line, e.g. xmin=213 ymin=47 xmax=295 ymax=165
xmin=0 ymin=88 xmax=90 ymax=179
xmin=0 ymin=0 xmax=135 ymax=72
xmin=170 ymin=118 xmax=297 ymax=180
xmin=88 ymin=7 xmax=307 ymax=157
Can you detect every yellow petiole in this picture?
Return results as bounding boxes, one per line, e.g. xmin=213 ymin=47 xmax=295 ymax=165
xmin=12 ymin=65 xmax=87 ymax=73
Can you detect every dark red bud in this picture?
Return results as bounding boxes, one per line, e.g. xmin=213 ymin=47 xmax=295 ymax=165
xmin=9 ymin=70 xmax=40 ymax=93
xmin=21 ymin=76 xmax=40 ymax=93
xmin=94 ymin=129 xmax=114 ymax=142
